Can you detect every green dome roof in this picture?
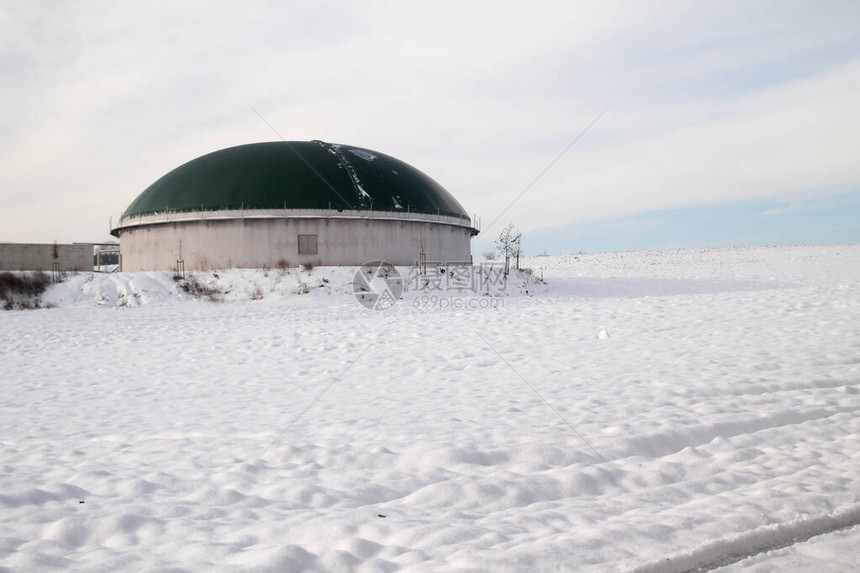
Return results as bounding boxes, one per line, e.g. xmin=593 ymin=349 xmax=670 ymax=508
xmin=121 ymin=141 xmax=470 ymax=221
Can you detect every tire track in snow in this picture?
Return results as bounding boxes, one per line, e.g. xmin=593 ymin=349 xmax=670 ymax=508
xmin=608 ymin=405 xmax=859 ymax=460
xmin=628 ymin=504 xmax=860 ymax=573
xmin=691 ymin=377 xmax=860 ymax=400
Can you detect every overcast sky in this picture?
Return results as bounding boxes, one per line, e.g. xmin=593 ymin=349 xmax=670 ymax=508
xmin=2 ymin=1 xmax=858 ymax=253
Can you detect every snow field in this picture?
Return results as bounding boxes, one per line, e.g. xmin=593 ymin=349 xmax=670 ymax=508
xmin=1 ymin=245 xmax=858 ymax=571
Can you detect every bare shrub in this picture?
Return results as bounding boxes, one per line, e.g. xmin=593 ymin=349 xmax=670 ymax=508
xmin=0 ymin=271 xmax=52 ymax=297
xmin=0 ymin=271 xmax=53 ymax=310
xmin=176 ymin=275 xmax=223 ymax=302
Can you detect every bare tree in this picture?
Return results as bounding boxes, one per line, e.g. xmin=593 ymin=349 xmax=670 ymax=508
xmin=494 ymin=222 xmax=522 ymax=276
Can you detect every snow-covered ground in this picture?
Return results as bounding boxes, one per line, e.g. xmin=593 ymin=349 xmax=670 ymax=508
xmin=1 ymin=245 xmax=858 ymax=572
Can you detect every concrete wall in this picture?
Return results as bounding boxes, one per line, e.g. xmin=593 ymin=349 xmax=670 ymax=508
xmin=0 ymin=243 xmax=92 ymax=272
xmin=117 ymin=216 xmax=473 ymax=271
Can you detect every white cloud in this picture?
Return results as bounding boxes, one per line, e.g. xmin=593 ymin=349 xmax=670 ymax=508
xmin=516 ymin=59 xmax=860 ymax=229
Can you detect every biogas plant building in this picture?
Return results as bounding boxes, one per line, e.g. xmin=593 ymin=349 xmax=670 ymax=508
xmin=111 ymin=141 xmax=477 ymax=271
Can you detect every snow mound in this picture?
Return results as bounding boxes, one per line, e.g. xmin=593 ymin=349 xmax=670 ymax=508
xmin=28 ymin=265 xmax=542 ymax=310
